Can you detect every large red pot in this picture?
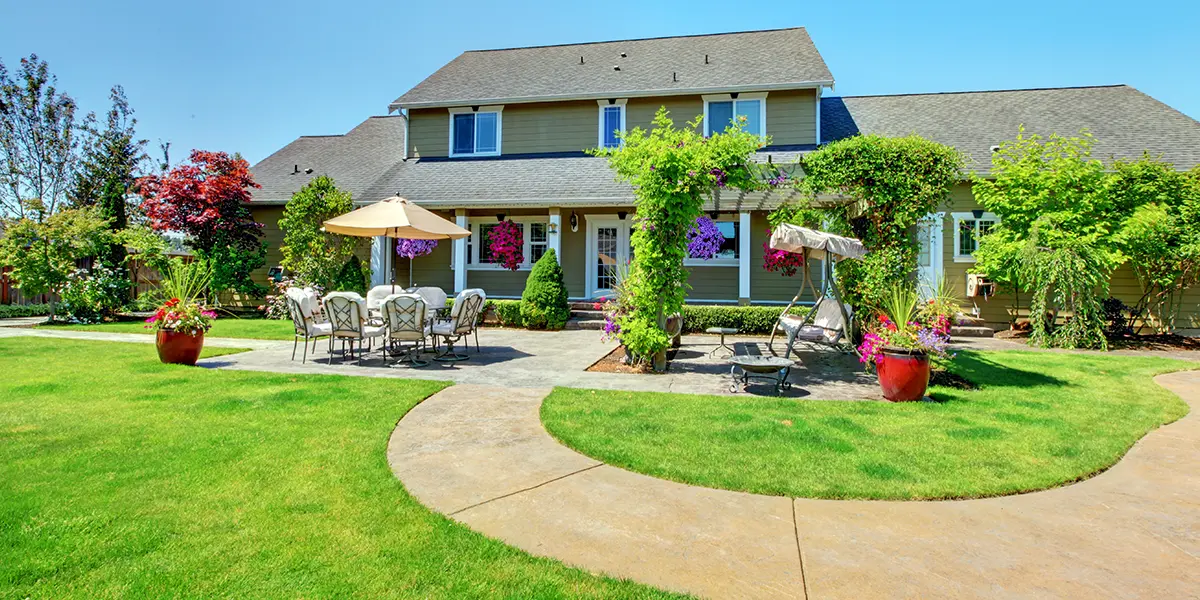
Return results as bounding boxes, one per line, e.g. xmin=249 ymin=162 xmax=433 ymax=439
xmin=876 ymin=347 xmax=931 ymax=402
xmin=156 ymin=330 xmax=205 ymax=366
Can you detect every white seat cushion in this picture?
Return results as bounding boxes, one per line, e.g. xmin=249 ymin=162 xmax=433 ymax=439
xmin=309 ymin=322 xmax=332 ymax=337
xmin=363 ymin=325 xmax=386 ymax=338
xmin=431 ymin=321 xmax=456 ymax=336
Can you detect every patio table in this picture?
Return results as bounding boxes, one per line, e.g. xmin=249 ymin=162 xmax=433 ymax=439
xmin=728 ymin=355 xmax=796 ymax=394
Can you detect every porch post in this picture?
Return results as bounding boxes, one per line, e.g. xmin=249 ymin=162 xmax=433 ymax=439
xmin=548 ymin=207 xmax=562 ymax=259
xmin=738 ymin=211 xmax=751 ymax=305
xmin=453 ymin=209 xmax=468 ymax=293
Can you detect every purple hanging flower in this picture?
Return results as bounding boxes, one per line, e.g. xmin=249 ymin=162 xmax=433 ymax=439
xmin=686 ymin=216 xmax=725 ymax=260
xmin=395 ymin=238 xmax=438 ymax=260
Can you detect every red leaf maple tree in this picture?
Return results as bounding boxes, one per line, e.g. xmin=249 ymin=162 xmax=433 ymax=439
xmin=136 ymin=150 xmax=263 ymax=253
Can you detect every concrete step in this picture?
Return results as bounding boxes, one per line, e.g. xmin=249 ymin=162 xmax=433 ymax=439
xmin=955 ymin=314 xmax=988 ymax=327
xmin=569 ymin=301 xmax=603 ymax=310
xmin=570 ymin=309 xmax=605 ymax=320
xmin=565 ymin=318 xmax=606 ymax=331
xmin=951 ymin=325 xmax=995 ymax=338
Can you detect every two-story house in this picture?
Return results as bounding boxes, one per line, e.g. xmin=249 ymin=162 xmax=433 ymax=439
xmin=247 ymin=27 xmax=1200 ymax=331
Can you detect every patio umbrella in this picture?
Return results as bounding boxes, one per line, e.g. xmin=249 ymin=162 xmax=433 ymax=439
xmin=322 ymin=196 xmax=471 ymax=291
xmin=768 ymin=224 xmax=867 ymax=261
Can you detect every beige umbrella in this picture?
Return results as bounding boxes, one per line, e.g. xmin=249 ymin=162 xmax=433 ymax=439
xmin=322 ymin=196 xmax=471 ymax=290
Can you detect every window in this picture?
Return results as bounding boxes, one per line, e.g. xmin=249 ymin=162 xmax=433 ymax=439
xmin=449 ymin=108 xmax=501 ymax=157
xmin=684 ymin=218 xmax=739 ymax=266
xmin=952 ymin=212 xmax=999 ymax=262
xmin=466 ymin=217 xmax=549 ymax=269
xmin=703 ymin=94 xmax=766 ymax=137
xmin=597 ymin=100 xmax=627 ymax=149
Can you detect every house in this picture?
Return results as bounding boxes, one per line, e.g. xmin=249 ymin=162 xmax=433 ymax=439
xmin=246 ymin=27 xmax=1200 ymax=333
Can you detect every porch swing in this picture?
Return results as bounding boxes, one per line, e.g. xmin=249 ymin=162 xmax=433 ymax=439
xmin=765 ymin=224 xmax=867 ymax=359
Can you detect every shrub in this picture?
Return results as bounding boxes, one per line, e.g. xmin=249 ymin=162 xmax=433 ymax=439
xmin=0 ymin=303 xmax=52 ymax=318
xmin=680 ymin=304 xmax=809 ymax=334
xmin=519 ymin=249 xmax=570 ymax=329
xmin=332 ymin=255 xmax=368 ymax=295
xmin=58 ymin=263 xmax=131 ymax=323
xmin=485 ymin=299 xmax=523 ymax=327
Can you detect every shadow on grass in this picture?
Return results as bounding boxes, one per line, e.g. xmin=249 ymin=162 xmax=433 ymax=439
xmin=947 ymin=351 xmax=1069 ymax=389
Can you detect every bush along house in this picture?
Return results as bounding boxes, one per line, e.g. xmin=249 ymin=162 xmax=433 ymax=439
xmin=246 ymin=27 xmax=1200 ymax=334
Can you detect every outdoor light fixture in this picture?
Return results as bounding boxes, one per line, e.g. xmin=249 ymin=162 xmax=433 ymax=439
xmin=972 ymin=209 xmax=985 ymax=219
xmin=548 ymin=222 xmax=558 ymax=233
xmin=709 ymin=210 xmax=719 ymax=220
xmin=496 ymin=213 xmax=506 ymax=222
xmin=617 ymin=211 xmax=627 ymax=220
xmin=570 ymin=211 xmax=579 ymax=232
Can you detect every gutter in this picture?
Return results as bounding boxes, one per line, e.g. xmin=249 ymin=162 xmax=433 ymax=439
xmin=390 ymin=80 xmax=835 ymax=111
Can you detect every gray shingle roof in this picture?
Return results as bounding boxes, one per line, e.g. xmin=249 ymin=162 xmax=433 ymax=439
xmin=392 ymin=28 xmax=834 ymax=109
xmin=249 ymin=115 xmax=405 ymax=203
xmin=821 ymin=85 xmax=1200 ymax=173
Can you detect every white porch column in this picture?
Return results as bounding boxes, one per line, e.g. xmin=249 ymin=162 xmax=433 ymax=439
xmin=453 ymin=209 xmax=468 ymax=293
xmin=738 ymin=211 xmax=752 ymax=304
xmin=548 ymin=207 xmax=562 ymax=260
xmin=370 ymin=236 xmax=391 ymax=286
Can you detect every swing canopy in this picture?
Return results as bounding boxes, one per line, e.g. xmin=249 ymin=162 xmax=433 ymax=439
xmin=769 ymin=224 xmax=866 ymax=261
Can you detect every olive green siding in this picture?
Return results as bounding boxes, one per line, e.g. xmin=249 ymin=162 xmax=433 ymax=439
xmin=252 ymin=206 xmax=286 ymax=284
xmin=407 ymin=108 xmax=449 ymax=158
xmin=561 ymin=212 xmax=587 ymax=298
xmin=749 ymin=212 xmax=825 ymax=303
xmin=686 ymin=266 xmax=738 ymax=301
xmin=503 ymin=100 xmax=597 ymax=154
xmin=392 ymin=210 xmax=455 ymax=290
xmin=406 ymin=88 xmax=819 ymax=158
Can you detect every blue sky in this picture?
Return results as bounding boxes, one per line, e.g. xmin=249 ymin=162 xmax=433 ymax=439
xmin=3 ymin=0 xmax=1197 ymax=164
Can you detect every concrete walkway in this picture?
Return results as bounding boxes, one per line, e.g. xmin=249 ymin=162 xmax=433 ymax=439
xmin=388 ymin=374 xmax=1200 ymax=599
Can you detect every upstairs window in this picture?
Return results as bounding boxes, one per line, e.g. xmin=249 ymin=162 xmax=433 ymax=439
xmin=952 ymin=212 xmax=999 ymax=262
xmin=597 ymin=100 xmax=627 ymax=149
xmin=450 ymin=108 xmax=501 ymax=157
xmin=704 ymin=94 xmax=766 ymax=137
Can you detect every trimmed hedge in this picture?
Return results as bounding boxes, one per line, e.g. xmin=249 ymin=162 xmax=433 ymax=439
xmin=485 ymin=299 xmax=523 ymax=327
xmin=680 ymin=304 xmax=809 ymax=334
xmin=0 ymin=303 xmax=51 ymax=319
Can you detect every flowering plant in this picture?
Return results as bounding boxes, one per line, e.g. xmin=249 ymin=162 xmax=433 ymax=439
xmin=145 ymin=297 xmax=217 ymax=336
xmin=395 ymin=238 xmax=438 ymax=260
xmin=488 ymin=220 xmax=524 ymax=271
xmin=686 ymin=216 xmax=724 ymax=260
xmin=260 ymin=277 xmax=324 ymax=320
xmin=857 ymin=284 xmax=953 ymax=369
xmin=761 ymin=228 xmax=806 ymax=277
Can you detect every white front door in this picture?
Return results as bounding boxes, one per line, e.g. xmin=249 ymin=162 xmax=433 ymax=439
xmin=916 ymin=212 xmax=945 ymax=300
xmin=585 ymin=216 xmax=632 ymax=299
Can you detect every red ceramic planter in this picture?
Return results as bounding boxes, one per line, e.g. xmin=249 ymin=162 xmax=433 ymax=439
xmin=156 ymin=330 xmax=205 ymax=366
xmin=876 ymin=347 xmax=931 ymax=402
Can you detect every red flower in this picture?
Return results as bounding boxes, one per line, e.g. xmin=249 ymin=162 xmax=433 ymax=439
xmin=164 ymin=298 xmax=180 ymax=308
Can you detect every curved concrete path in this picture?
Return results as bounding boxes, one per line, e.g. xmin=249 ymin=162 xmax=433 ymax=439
xmin=388 ymin=374 xmax=1200 ymax=599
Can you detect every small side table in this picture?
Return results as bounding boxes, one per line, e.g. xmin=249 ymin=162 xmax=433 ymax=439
xmin=728 ymin=355 xmax=796 ymax=394
xmin=706 ymin=327 xmax=738 ymax=358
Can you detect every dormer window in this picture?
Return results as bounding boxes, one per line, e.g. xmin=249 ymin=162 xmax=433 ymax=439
xmin=703 ymin=93 xmax=767 ymax=137
xmin=597 ymin=100 xmax=627 ymax=149
xmin=449 ymin=106 xmax=502 ymax=157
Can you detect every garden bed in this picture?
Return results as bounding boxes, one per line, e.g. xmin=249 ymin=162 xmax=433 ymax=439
xmin=586 ymin=345 xmax=679 ymax=374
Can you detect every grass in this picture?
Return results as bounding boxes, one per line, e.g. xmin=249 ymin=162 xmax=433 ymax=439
xmin=0 ymin=338 xmax=680 ymax=599
xmin=39 ymin=317 xmax=295 ymax=340
xmin=543 ymin=351 xmax=1194 ymax=500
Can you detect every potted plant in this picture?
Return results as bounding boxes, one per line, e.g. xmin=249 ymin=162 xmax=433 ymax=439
xmin=145 ymin=260 xmax=217 ymax=366
xmin=858 ymin=284 xmax=952 ymax=401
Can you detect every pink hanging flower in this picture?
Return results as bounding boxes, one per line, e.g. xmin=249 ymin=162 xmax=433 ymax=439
xmin=489 ymin=219 xmax=524 ymax=271
xmin=761 ymin=228 xmax=805 ymax=277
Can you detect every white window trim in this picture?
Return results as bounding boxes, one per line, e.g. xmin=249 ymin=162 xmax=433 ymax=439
xmin=951 ymin=211 xmax=999 ymax=263
xmin=684 ymin=214 xmax=740 ymax=267
xmin=596 ymin=99 xmax=628 ymax=149
xmin=466 ymin=216 xmax=549 ymax=271
xmin=702 ymin=92 xmax=768 ymax=138
xmin=448 ymin=106 xmax=504 ymax=158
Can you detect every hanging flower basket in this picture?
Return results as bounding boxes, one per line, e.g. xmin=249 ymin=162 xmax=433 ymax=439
xmin=761 ymin=228 xmax=805 ymax=276
xmin=489 ymin=219 xmax=524 ymax=271
xmin=686 ymin=216 xmax=724 ymax=260
xmin=395 ymin=238 xmax=438 ymax=260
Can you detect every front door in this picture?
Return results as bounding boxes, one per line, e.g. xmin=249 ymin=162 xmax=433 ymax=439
xmin=586 ymin=216 xmax=632 ymax=299
xmin=916 ymin=212 xmax=945 ymax=300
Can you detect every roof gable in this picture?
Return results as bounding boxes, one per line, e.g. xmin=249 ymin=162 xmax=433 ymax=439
xmin=393 ymin=28 xmax=833 ymax=109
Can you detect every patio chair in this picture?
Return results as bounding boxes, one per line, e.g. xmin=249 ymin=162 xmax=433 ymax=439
xmin=366 ymin=285 xmax=398 ymax=314
xmin=431 ymin=289 xmax=484 ymax=362
xmin=413 ymin=286 xmax=448 ymax=316
xmin=322 ymin=291 xmax=386 ymax=364
xmin=285 ymin=287 xmax=331 ymax=363
xmin=463 ymin=287 xmax=487 ymax=352
xmin=380 ymin=293 xmax=431 ymax=367
xmin=777 ymin=299 xmax=854 ymax=359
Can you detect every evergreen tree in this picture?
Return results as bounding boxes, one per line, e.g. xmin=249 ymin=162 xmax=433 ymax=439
xmin=520 ymin=249 xmax=570 ymax=329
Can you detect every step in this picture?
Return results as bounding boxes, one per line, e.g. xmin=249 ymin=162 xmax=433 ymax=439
xmin=950 ymin=325 xmax=995 ymax=338
xmin=569 ymin=301 xmax=604 ymax=310
xmin=565 ymin=318 xmax=606 ymax=331
xmin=955 ymin=314 xmax=988 ymax=327
xmin=570 ymin=309 xmax=605 ymax=320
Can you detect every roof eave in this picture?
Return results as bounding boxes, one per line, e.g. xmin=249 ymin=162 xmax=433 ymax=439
xmin=390 ymin=80 xmax=835 ymax=111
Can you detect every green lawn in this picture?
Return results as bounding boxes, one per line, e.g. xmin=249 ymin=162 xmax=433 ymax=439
xmin=39 ymin=317 xmax=295 ymax=340
xmin=0 ymin=338 xmax=679 ymax=599
xmin=542 ymin=351 xmax=1194 ymax=500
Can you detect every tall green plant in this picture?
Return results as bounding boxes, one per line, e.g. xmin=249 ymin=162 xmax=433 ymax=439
xmin=0 ymin=206 xmax=111 ymax=320
xmin=1020 ymin=237 xmax=1109 ymax=349
xmin=278 ymin=176 xmax=360 ymax=288
xmin=593 ymin=108 xmax=770 ymax=369
xmin=520 ymin=249 xmax=570 ymax=329
xmin=158 ymin=258 xmax=213 ymax=306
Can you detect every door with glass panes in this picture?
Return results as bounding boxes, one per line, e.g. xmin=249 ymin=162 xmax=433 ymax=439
xmin=585 ymin=216 xmax=632 ymax=299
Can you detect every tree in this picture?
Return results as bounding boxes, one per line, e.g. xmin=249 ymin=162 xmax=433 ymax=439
xmin=797 ymin=134 xmax=964 ymax=309
xmin=520 ymin=248 xmax=570 ymax=329
xmin=0 ymin=206 xmax=111 ymax=320
xmin=1110 ymin=157 xmax=1200 ymax=333
xmin=594 ymin=108 xmax=770 ymax=369
xmin=135 ymin=150 xmax=266 ymax=294
xmin=0 ymin=54 xmax=80 ymax=219
xmin=70 ymin=85 xmax=147 ymax=271
xmin=278 ymin=176 xmax=359 ymax=288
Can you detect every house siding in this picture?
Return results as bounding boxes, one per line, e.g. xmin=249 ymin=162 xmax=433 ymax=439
xmin=686 ymin=266 xmax=738 ymax=301
xmin=750 ymin=211 xmax=825 ymax=303
xmin=503 ymin=100 xmax=597 ymax=154
xmin=764 ymin=88 xmax=817 ymax=146
xmin=407 ymin=108 xmax=449 ymax=158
